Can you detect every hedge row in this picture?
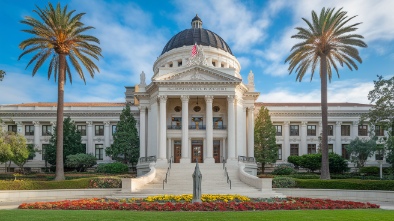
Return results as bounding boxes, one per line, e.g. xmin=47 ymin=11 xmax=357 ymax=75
xmin=0 ymin=178 xmax=91 ymax=190
xmin=295 ymin=179 xmax=394 ymax=191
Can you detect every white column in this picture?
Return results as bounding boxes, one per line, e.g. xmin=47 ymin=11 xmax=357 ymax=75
xmin=158 ymin=95 xmax=167 ymax=160
xmin=222 ymin=138 xmax=226 ymax=160
xmin=139 ymin=106 xmax=146 ymax=158
xmin=33 ymin=121 xmax=41 ymax=160
xmin=86 ymin=121 xmax=93 ymax=155
xmin=300 ymin=121 xmax=307 ymax=155
xmin=104 ymin=121 xmax=110 ymax=148
xmin=15 ymin=121 xmax=23 ymax=134
xmin=227 ymin=95 xmax=236 ymax=160
xmin=205 ymin=95 xmax=214 ymax=163
xmin=247 ymin=107 xmax=255 ymax=158
xmin=335 ymin=121 xmax=342 ymax=155
xmin=181 ymin=95 xmax=189 ymax=163
xmin=50 ymin=121 xmax=56 ymax=135
xmin=167 ymin=138 xmax=172 ymax=160
xmin=352 ymin=121 xmax=358 ymax=139
xmin=283 ymin=121 xmax=290 ymax=161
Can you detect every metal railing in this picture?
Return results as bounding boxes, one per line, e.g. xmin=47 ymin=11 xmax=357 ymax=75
xmin=163 ymin=156 xmax=173 ymax=189
xmin=213 ymin=125 xmax=227 ymax=130
xmin=222 ymin=157 xmax=231 ymax=189
xmin=167 ymin=125 xmax=226 ymax=130
xmin=167 ymin=125 xmax=182 ymax=129
xmin=189 ymin=125 xmax=206 ymax=130
xmin=238 ymin=156 xmax=255 ymax=163
xmin=139 ymin=156 xmax=157 ymax=163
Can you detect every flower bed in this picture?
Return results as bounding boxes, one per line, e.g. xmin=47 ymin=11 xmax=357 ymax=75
xmin=18 ymin=195 xmax=379 ymax=211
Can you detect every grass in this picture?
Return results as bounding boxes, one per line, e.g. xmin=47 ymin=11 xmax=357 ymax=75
xmin=0 ymin=210 xmax=393 ymax=221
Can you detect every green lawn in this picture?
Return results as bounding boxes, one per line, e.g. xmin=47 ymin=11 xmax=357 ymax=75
xmin=0 ymin=209 xmax=393 ymax=221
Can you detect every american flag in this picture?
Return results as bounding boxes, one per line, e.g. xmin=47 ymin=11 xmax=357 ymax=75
xmin=191 ymin=43 xmax=198 ymax=57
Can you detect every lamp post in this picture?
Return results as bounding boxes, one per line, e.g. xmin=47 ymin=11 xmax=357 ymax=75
xmin=0 ymin=70 xmax=5 ymax=81
xmin=377 ymin=160 xmax=383 ymax=179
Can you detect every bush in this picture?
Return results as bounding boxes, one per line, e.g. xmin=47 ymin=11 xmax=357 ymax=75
xmin=300 ymin=154 xmax=321 ymax=172
xmin=271 ymin=165 xmax=295 ymax=175
xmin=96 ymin=162 xmax=129 ymax=174
xmin=88 ymin=177 xmax=121 ymax=188
xmin=272 ymin=177 xmax=296 ymax=188
xmin=329 ymin=153 xmax=350 ymax=174
xmin=287 ymin=156 xmax=302 ymax=169
xmin=0 ymin=178 xmax=91 ymax=190
xmin=65 ymin=153 xmax=97 ymax=172
xmin=295 ymin=178 xmax=394 ymax=191
xmin=359 ymin=166 xmax=380 ymax=175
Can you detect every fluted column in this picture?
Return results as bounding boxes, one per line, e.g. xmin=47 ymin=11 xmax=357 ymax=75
xmin=335 ymin=121 xmax=342 ymax=155
xmin=283 ymin=121 xmax=290 ymax=161
xmin=86 ymin=121 xmax=93 ymax=155
xmin=205 ymin=95 xmax=214 ymax=163
xmin=181 ymin=95 xmax=189 ymax=163
xmin=158 ymin=95 xmax=167 ymax=160
xmin=300 ymin=121 xmax=307 ymax=155
xmin=227 ymin=95 xmax=236 ymax=160
xmin=33 ymin=121 xmax=41 ymax=160
xmin=139 ymin=106 xmax=146 ymax=158
xmin=352 ymin=121 xmax=358 ymax=139
xmin=247 ymin=107 xmax=255 ymax=157
xmin=104 ymin=121 xmax=111 ymax=161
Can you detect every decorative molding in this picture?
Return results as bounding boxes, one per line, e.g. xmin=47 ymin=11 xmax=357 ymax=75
xmin=301 ymin=121 xmax=307 ymax=126
xmin=204 ymin=95 xmax=213 ymax=103
xmin=269 ymin=112 xmax=363 ymax=117
xmin=0 ymin=112 xmax=122 ymax=118
xmin=86 ymin=121 xmax=93 ymax=125
xmin=180 ymin=95 xmax=190 ymax=103
xmin=104 ymin=121 xmax=111 ymax=126
xmin=158 ymin=95 xmax=168 ymax=103
xmin=284 ymin=121 xmax=290 ymax=126
xmin=227 ymin=95 xmax=235 ymax=103
xmin=336 ymin=121 xmax=342 ymax=126
xmin=33 ymin=121 xmax=40 ymax=126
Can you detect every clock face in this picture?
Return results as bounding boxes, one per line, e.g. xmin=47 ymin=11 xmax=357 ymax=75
xmin=193 ymin=106 xmax=201 ymax=112
xmin=213 ymin=106 xmax=220 ymax=112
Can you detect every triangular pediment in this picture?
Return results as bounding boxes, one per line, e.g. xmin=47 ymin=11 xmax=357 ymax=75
xmin=153 ymin=66 xmax=242 ymax=83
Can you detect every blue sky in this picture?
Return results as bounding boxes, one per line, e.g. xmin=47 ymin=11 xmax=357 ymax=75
xmin=0 ymin=0 xmax=393 ymax=104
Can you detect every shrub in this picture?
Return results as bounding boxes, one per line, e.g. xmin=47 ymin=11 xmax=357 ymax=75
xmin=0 ymin=178 xmax=91 ymax=190
xmin=65 ymin=153 xmax=97 ymax=172
xmin=295 ymin=179 xmax=394 ymax=191
xmin=329 ymin=153 xmax=350 ymax=174
xmin=96 ymin=162 xmax=129 ymax=174
xmin=88 ymin=177 xmax=121 ymax=188
xmin=359 ymin=166 xmax=380 ymax=175
xmin=300 ymin=154 xmax=321 ymax=172
xmin=271 ymin=165 xmax=295 ymax=175
xmin=287 ymin=156 xmax=302 ymax=169
xmin=272 ymin=177 xmax=296 ymax=188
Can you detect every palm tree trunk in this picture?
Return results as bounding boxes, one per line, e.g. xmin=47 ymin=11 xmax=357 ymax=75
xmin=54 ymin=53 xmax=66 ymax=181
xmin=320 ymin=55 xmax=331 ymax=179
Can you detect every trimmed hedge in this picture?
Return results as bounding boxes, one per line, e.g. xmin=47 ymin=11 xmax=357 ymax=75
xmin=295 ymin=179 xmax=394 ymax=191
xmin=0 ymin=178 xmax=91 ymax=190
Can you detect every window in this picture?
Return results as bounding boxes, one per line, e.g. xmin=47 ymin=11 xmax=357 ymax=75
xmin=178 ymin=61 xmax=182 ymax=67
xmin=95 ymin=125 xmax=104 ymax=136
xmin=375 ymin=125 xmax=385 ymax=136
xmin=290 ymin=144 xmax=299 ymax=156
xmin=191 ymin=117 xmax=203 ymax=129
xmin=112 ymin=125 xmax=117 ymax=134
xmin=308 ymin=144 xmax=316 ymax=154
xmin=342 ymin=144 xmax=350 ymax=159
xmin=213 ymin=117 xmax=224 ymax=129
xmin=42 ymin=125 xmax=52 ymax=136
xmin=77 ymin=125 xmax=86 ymax=136
xmin=376 ymin=144 xmax=384 ymax=160
xmin=82 ymin=143 xmax=87 ymax=154
xmin=307 ymin=125 xmax=316 ymax=136
xmin=341 ymin=125 xmax=351 ymax=136
xmin=8 ymin=125 xmax=17 ymax=133
xmin=277 ymin=144 xmax=282 ymax=160
xmin=25 ymin=125 xmax=34 ymax=136
xmin=95 ymin=144 xmax=104 ymax=160
xmin=358 ymin=125 xmax=368 ymax=136
xmin=42 ymin=144 xmax=50 ymax=161
xmin=290 ymin=125 xmax=299 ymax=136
xmin=328 ymin=125 xmax=334 ymax=136
xmin=328 ymin=144 xmax=334 ymax=153
xmin=274 ymin=125 xmax=282 ymax=136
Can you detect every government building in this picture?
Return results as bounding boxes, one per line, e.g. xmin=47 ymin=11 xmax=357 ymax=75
xmin=0 ymin=15 xmax=381 ymax=173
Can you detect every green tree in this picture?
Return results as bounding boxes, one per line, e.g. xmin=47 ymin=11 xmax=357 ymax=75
xmin=46 ymin=117 xmax=86 ymax=167
xmin=19 ymin=3 xmax=102 ymax=180
xmin=106 ymin=104 xmax=139 ymax=164
xmin=285 ymin=8 xmax=367 ymax=179
xmin=0 ymin=132 xmax=13 ymax=171
xmin=6 ymin=132 xmax=29 ymax=171
xmin=66 ymin=153 xmax=97 ymax=172
xmin=346 ymin=137 xmax=376 ymax=169
xmin=254 ymin=106 xmax=278 ymax=173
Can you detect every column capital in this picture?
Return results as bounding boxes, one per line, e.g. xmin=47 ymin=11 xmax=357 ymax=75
xmin=336 ymin=121 xmax=342 ymax=126
xmin=204 ymin=95 xmax=213 ymax=103
xmin=301 ymin=121 xmax=307 ymax=126
xmin=247 ymin=106 xmax=255 ymax=112
xmin=284 ymin=121 xmax=290 ymax=126
xmin=180 ymin=95 xmax=189 ymax=102
xmin=158 ymin=95 xmax=167 ymax=103
xmin=352 ymin=121 xmax=359 ymax=125
xmin=319 ymin=121 xmax=322 ymax=127
xmin=227 ymin=95 xmax=235 ymax=103
xmin=86 ymin=121 xmax=93 ymax=125
xmin=33 ymin=121 xmax=40 ymax=126
xmin=15 ymin=121 xmax=23 ymax=126
xmin=138 ymin=105 xmax=147 ymax=111
xmin=50 ymin=121 xmax=56 ymax=126
xmin=104 ymin=121 xmax=111 ymax=126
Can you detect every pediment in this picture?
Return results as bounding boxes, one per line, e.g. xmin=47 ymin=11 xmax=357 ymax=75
xmin=153 ymin=66 xmax=241 ymax=83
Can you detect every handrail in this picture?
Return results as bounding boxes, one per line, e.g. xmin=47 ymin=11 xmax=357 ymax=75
xmin=222 ymin=156 xmax=231 ymax=189
xmin=139 ymin=155 xmax=157 ymax=163
xmin=238 ymin=156 xmax=255 ymax=163
xmin=163 ymin=156 xmax=173 ymax=190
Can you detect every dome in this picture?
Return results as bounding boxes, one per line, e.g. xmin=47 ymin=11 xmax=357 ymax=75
xmin=160 ymin=15 xmax=233 ymax=55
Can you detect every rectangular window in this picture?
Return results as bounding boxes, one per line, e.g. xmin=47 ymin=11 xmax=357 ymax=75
xmin=82 ymin=143 xmax=87 ymax=154
xmin=213 ymin=117 xmax=224 ymax=129
xmin=307 ymin=125 xmax=316 ymax=136
xmin=375 ymin=125 xmax=385 ymax=136
xmin=307 ymin=144 xmax=317 ymax=154
xmin=290 ymin=144 xmax=299 ymax=156
xmin=277 ymin=144 xmax=282 ymax=160
xmin=328 ymin=125 xmax=334 ymax=136
xmin=191 ymin=117 xmax=204 ymax=129
xmin=328 ymin=144 xmax=334 ymax=153
xmin=95 ymin=144 xmax=104 ymax=160
xmin=95 ymin=125 xmax=104 ymax=136
xmin=358 ymin=125 xmax=368 ymax=136
xmin=274 ymin=125 xmax=282 ymax=136
xmin=342 ymin=144 xmax=350 ymax=160
xmin=77 ymin=125 xmax=86 ymax=136
xmin=25 ymin=125 xmax=34 ymax=136
xmin=376 ymin=144 xmax=384 ymax=160
xmin=290 ymin=125 xmax=299 ymax=136
xmin=112 ymin=125 xmax=117 ymax=134
xmin=8 ymin=125 xmax=17 ymax=133
xmin=341 ymin=125 xmax=351 ymax=136
xmin=42 ymin=144 xmax=50 ymax=161
xmin=42 ymin=125 xmax=52 ymax=136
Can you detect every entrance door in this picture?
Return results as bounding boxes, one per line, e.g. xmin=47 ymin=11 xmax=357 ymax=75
xmin=191 ymin=140 xmax=203 ymax=163
xmin=174 ymin=141 xmax=181 ymax=163
xmin=213 ymin=140 xmax=220 ymax=163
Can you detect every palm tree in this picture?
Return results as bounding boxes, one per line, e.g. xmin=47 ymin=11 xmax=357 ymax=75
xmin=19 ymin=3 xmax=102 ymax=180
xmin=285 ymin=8 xmax=367 ymax=179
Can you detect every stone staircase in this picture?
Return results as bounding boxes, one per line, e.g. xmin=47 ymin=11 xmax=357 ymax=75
xmin=111 ymin=162 xmax=284 ymax=199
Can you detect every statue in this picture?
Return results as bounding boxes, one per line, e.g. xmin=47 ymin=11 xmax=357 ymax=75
xmin=192 ymin=159 xmax=202 ymax=203
xmin=247 ymin=70 xmax=255 ymax=92
xmin=140 ymin=71 xmax=146 ymax=87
